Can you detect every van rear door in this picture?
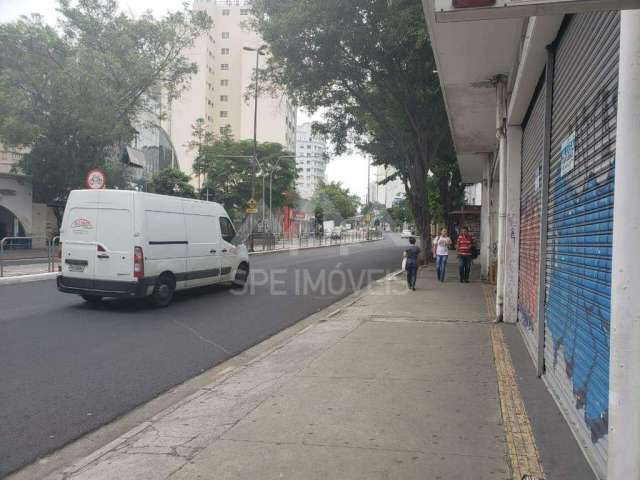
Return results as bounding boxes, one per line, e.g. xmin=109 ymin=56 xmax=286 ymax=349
xmin=94 ymin=206 xmax=134 ymax=284
xmin=62 ymin=206 xmax=99 ymax=283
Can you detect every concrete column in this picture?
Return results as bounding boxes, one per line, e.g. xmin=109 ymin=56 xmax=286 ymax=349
xmin=608 ymin=10 xmax=640 ymax=480
xmin=480 ymin=156 xmax=491 ymax=280
xmin=495 ymin=79 xmax=508 ymax=322
xmin=502 ymin=126 xmax=522 ymax=324
xmin=489 ymin=158 xmax=499 ymax=269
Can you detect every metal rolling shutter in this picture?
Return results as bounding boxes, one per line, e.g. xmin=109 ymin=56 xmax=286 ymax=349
xmin=544 ymin=11 xmax=619 ymax=477
xmin=518 ymin=82 xmax=545 ymax=360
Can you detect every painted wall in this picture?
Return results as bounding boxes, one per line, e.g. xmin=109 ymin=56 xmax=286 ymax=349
xmin=0 ymin=174 xmax=32 ymax=236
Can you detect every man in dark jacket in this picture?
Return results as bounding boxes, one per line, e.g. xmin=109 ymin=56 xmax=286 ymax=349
xmin=404 ymin=237 xmax=421 ymax=291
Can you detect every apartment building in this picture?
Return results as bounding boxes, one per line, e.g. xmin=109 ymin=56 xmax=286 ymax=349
xmin=295 ymin=122 xmax=329 ymax=200
xmin=369 ymin=165 xmax=405 ymax=208
xmin=166 ymin=0 xmax=297 ymax=177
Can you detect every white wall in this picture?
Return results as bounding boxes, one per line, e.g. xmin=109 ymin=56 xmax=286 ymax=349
xmin=0 ymin=174 xmax=33 ymax=235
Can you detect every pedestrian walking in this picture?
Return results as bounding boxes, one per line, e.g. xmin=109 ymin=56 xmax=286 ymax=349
xmin=456 ymin=226 xmax=474 ymax=283
xmin=403 ymin=237 xmax=421 ymax=291
xmin=432 ymin=228 xmax=452 ymax=282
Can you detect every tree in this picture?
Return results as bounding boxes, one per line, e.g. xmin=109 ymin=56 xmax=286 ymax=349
xmin=147 ymin=167 xmax=195 ymax=198
xmin=0 ymin=0 xmax=211 ymax=222
xmin=387 ymin=197 xmax=414 ymax=228
xmin=361 ymin=201 xmax=385 ymax=217
xmin=191 ymin=125 xmax=297 ymax=221
xmin=311 ymin=182 xmax=360 ymax=223
xmin=428 ymin=137 xmax=465 ymax=226
xmin=252 ymin=0 xmax=453 ymax=259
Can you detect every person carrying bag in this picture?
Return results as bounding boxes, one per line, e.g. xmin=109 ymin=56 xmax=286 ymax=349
xmin=403 ymin=236 xmax=420 ymax=291
xmin=432 ymin=228 xmax=452 ymax=282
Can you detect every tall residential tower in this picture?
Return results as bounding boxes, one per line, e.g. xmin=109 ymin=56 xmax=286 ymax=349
xmin=166 ymin=0 xmax=297 ymax=177
xmin=295 ymin=123 xmax=329 ymax=200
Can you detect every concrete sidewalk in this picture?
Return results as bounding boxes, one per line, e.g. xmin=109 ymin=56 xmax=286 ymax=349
xmin=31 ymin=266 xmax=531 ymax=480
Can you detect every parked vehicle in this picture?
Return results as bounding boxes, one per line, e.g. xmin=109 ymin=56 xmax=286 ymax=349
xmin=323 ymin=220 xmax=335 ymax=237
xmin=57 ymin=190 xmax=249 ymax=307
xmin=400 ymin=229 xmax=414 ymax=238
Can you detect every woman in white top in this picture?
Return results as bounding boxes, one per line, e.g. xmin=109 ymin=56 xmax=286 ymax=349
xmin=432 ymin=228 xmax=452 ymax=282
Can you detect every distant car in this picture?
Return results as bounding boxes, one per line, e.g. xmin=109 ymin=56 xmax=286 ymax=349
xmin=330 ymin=231 xmax=342 ymax=240
xmin=400 ymin=229 xmax=413 ymax=238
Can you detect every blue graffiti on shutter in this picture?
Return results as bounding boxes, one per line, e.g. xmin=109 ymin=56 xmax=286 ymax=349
xmin=546 ymin=173 xmax=613 ymax=440
xmin=545 ymin=88 xmax=615 ymax=442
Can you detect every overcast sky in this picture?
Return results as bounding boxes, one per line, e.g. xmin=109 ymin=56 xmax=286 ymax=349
xmin=0 ymin=0 xmax=371 ymax=200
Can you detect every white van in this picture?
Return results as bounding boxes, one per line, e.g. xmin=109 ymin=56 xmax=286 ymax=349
xmin=57 ymin=190 xmax=250 ymax=307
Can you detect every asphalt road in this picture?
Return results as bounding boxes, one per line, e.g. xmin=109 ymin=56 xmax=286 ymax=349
xmin=0 ymin=235 xmax=407 ymax=477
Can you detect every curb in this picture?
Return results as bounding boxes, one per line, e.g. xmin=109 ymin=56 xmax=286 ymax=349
xmin=0 ymin=272 xmax=58 ymax=286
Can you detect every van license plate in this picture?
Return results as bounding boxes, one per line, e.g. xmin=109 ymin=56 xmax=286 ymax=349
xmin=69 ymin=264 xmax=85 ymax=273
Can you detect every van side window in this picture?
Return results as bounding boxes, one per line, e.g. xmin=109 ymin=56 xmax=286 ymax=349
xmin=219 ymin=217 xmax=236 ymax=244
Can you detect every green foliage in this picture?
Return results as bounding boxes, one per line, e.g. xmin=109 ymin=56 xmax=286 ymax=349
xmin=361 ymin=201 xmax=385 ymax=217
xmin=190 ymin=123 xmax=297 ymax=221
xmin=428 ymin=138 xmax=465 ymax=224
xmin=387 ymin=197 xmax=414 ymax=226
xmin=0 ymin=0 xmax=211 ymax=207
xmin=147 ymin=167 xmax=195 ymax=198
xmin=251 ymin=0 xmax=454 ymax=252
xmin=311 ymin=181 xmax=360 ymax=223
xmin=102 ymin=160 xmax=133 ymax=191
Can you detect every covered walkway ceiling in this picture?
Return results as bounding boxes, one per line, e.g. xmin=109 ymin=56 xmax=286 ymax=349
xmin=422 ymin=0 xmax=524 ymax=182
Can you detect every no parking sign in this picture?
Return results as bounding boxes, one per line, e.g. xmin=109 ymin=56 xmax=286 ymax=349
xmin=85 ymin=169 xmax=107 ymax=189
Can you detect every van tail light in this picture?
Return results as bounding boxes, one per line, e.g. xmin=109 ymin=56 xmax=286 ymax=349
xmin=134 ymin=246 xmax=144 ymax=279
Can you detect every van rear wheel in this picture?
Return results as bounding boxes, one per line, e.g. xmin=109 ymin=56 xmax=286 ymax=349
xmin=232 ymin=263 xmax=249 ymax=288
xmin=81 ymin=295 xmax=102 ymax=304
xmin=150 ymin=274 xmax=175 ymax=308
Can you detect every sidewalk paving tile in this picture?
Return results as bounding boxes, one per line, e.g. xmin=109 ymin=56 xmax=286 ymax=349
xmin=169 ymin=439 xmax=508 ymax=480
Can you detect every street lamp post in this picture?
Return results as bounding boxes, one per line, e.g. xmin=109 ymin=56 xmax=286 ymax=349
xmin=243 ymin=45 xmax=267 ymax=252
xmin=242 ymin=45 xmax=267 ymax=252
xmin=208 ymin=155 xmax=259 ymax=245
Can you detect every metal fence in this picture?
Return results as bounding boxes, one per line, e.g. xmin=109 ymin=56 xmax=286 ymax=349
xmin=248 ymin=229 xmax=383 ymax=252
xmin=0 ymin=236 xmax=60 ymax=277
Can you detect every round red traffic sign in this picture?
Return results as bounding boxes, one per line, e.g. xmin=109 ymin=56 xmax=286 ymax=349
xmin=85 ymin=169 xmax=107 ymax=189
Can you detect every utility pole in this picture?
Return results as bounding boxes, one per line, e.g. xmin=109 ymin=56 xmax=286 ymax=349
xmin=366 ymin=158 xmax=370 ymax=207
xmin=243 ymin=45 xmax=266 ymax=252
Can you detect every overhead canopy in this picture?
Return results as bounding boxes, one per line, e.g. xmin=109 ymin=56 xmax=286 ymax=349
xmin=422 ymin=0 xmax=524 ymax=182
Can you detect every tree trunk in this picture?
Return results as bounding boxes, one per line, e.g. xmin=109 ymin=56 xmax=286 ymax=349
xmin=52 ymin=206 xmax=64 ymax=231
xmin=403 ymin=151 xmax=431 ymax=264
xmin=438 ymin=174 xmax=450 ymax=232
